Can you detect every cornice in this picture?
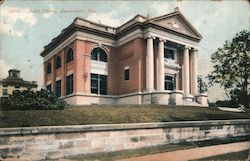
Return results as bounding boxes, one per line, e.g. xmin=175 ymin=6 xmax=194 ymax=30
xmin=40 ymin=12 xmax=202 ymax=58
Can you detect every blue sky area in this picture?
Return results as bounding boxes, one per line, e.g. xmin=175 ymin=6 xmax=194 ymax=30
xmin=0 ymin=0 xmax=249 ymax=101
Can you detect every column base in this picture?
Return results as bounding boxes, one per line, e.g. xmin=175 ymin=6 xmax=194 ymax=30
xmin=170 ymin=90 xmax=184 ymax=105
xmin=196 ymin=93 xmax=208 ymax=107
xmin=146 ymin=88 xmax=155 ymax=93
xmin=183 ymin=94 xmax=194 ymax=102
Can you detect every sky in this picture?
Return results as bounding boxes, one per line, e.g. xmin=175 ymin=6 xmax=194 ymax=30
xmin=0 ymin=0 xmax=249 ymax=101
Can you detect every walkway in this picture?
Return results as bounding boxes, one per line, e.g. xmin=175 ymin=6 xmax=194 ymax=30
xmin=1 ymin=141 xmax=249 ymax=161
xmin=118 ymin=141 xmax=250 ymax=161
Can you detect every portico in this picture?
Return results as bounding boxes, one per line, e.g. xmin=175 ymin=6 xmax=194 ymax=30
xmin=145 ymin=34 xmax=199 ymax=102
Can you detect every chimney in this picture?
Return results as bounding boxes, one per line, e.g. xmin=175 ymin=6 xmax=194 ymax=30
xmin=8 ymin=69 xmax=21 ymax=79
xmin=174 ymin=7 xmax=179 ymax=12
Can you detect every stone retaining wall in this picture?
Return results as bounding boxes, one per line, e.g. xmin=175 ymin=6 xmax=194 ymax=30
xmin=0 ymin=119 xmax=249 ymax=160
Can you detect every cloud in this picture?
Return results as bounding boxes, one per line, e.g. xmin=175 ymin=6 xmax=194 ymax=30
xmin=85 ymin=10 xmax=122 ymax=27
xmin=0 ymin=7 xmax=37 ymax=37
xmin=150 ymin=2 xmax=170 ymax=16
xmin=42 ymin=4 xmax=55 ymax=19
xmin=0 ymin=60 xmax=12 ymax=79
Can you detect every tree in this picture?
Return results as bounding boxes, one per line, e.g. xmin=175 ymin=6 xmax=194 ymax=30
xmin=198 ymin=76 xmax=208 ymax=94
xmin=208 ymin=30 xmax=250 ymax=108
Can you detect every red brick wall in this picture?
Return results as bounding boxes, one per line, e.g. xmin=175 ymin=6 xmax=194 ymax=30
xmin=44 ymin=43 xmax=75 ymax=95
xmin=45 ymin=60 xmax=52 ymax=87
xmin=74 ymin=40 xmax=85 ymax=93
xmin=116 ymin=38 xmax=146 ymax=95
xmin=44 ymin=37 xmax=147 ymax=97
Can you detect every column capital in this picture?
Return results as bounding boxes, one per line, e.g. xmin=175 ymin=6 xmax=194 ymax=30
xmin=144 ymin=34 xmax=156 ymax=40
xmin=159 ymin=38 xmax=166 ymax=42
xmin=184 ymin=46 xmax=191 ymax=50
xmin=191 ymin=48 xmax=198 ymax=52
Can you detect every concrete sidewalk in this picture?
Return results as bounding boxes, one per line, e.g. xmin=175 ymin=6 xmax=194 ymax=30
xmin=117 ymin=141 xmax=250 ymax=161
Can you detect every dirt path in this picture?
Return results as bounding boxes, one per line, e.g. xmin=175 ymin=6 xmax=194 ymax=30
xmin=117 ymin=141 xmax=250 ymax=161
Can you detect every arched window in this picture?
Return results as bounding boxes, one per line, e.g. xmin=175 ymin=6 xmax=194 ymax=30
xmin=56 ymin=56 xmax=61 ymax=69
xmin=47 ymin=63 xmax=51 ymax=74
xmin=66 ymin=48 xmax=74 ymax=63
xmin=91 ymin=47 xmax=107 ymax=62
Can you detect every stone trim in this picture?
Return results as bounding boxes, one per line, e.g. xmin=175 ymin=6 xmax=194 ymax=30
xmin=196 ymin=93 xmax=208 ymax=97
xmin=41 ymin=12 xmax=201 ymax=58
xmin=0 ymin=119 xmax=249 ymax=136
xmin=170 ymin=90 xmax=184 ymax=94
xmin=145 ymin=29 xmax=198 ymax=49
xmin=61 ymin=93 xmax=116 ymax=99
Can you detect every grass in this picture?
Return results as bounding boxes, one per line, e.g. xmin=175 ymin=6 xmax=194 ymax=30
xmin=55 ymin=136 xmax=249 ymax=161
xmin=0 ymin=105 xmax=249 ymax=128
xmin=191 ymin=150 xmax=249 ymax=161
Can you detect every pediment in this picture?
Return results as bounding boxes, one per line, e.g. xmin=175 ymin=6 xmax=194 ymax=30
xmin=151 ymin=13 xmax=201 ymax=39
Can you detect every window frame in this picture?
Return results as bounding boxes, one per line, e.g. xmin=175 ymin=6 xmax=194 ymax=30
xmin=55 ymin=56 xmax=61 ymax=69
xmin=47 ymin=62 xmax=52 ymax=74
xmin=124 ymin=67 xmax=130 ymax=81
xmin=55 ymin=80 xmax=61 ymax=97
xmin=164 ymin=75 xmax=176 ymax=90
xmin=66 ymin=74 xmax=74 ymax=95
xmin=15 ymin=86 xmax=20 ymax=91
xmin=164 ymin=47 xmax=176 ymax=60
xmin=91 ymin=47 xmax=107 ymax=62
xmin=66 ymin=48 xmax=74 ymax=63
xmin=2 ymin=84 xmax=8 ymax=96
xmin=46 ymin=84 xmax=52 ymax=93
xmin=91 ymin=73 xmax=107 ymax=95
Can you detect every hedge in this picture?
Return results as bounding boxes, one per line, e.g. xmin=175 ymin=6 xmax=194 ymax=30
xmin=0 ymin=89 xmax=68 ymax=110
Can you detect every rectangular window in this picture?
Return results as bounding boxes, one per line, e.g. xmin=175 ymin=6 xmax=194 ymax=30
xmin=124 ymin=69 xmax=130 ymax=81
xmin=47 ymin=84 xmax=51 ymax=93
xmin=15 ymin=86 xmax=20 ymax=91
xmin=91 ymin=74 xmax=98 ymax=94
xmin=99 ymin=75 xmax=107 ymax=95
xmin=66 ymin=74 xmax=73 ymax=95
xmin=164 ymin=48 xmax=175 ymax=60
xmin=55 ymin=80 xmax=61 ymax=97
xmin=91 ymin=73 xmax=107 ymax=95
xmin=165 ymin=75 xmax=176 ymax=90
xmin=2 ymin=85 xmax=8 ymax=96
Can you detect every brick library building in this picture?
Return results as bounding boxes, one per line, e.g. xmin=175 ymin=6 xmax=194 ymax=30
xmin=41 ymin=9 xmax=208 ymax=106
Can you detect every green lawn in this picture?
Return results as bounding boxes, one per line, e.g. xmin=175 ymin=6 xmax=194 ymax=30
xmin=0 ymin=105 xmax=249 ymax=128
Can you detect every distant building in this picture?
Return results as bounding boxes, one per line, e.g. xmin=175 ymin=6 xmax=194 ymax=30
xmin=41 ymin=9 xmax=208 ymax=106
xmin=0 ymin=69 xmax=38 ymax=97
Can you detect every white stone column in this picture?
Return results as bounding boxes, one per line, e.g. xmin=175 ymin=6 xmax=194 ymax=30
xmin=146 ymin=36 xmax=154 ymax=91
xmin=157 ymin=39 xmax=165 ymax=91
xmin=183 ymin=46 xmax=190 ymax=95
xmin=191 ymin=49 xmax=198 ymax=95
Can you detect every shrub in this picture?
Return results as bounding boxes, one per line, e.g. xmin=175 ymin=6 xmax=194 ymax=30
xmin=1 ymin=89 xmax=68 ymax=110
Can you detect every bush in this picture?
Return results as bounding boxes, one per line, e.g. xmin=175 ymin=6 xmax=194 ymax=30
xmin=215 ymin=100 xmax=239 ymax=108
xmin=1 ymin=89 xmax=68 ymax=110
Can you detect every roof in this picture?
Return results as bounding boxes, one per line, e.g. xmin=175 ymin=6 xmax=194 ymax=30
xmin=149 ymin=11 xmax=202 ymax=39
xmin=40 ymin=10 xmax=202 ymax=57
xmin=0 ymin=77 xmax=38 ymax=87
xmin=9 ymin=69 xmax=20 ymax=72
